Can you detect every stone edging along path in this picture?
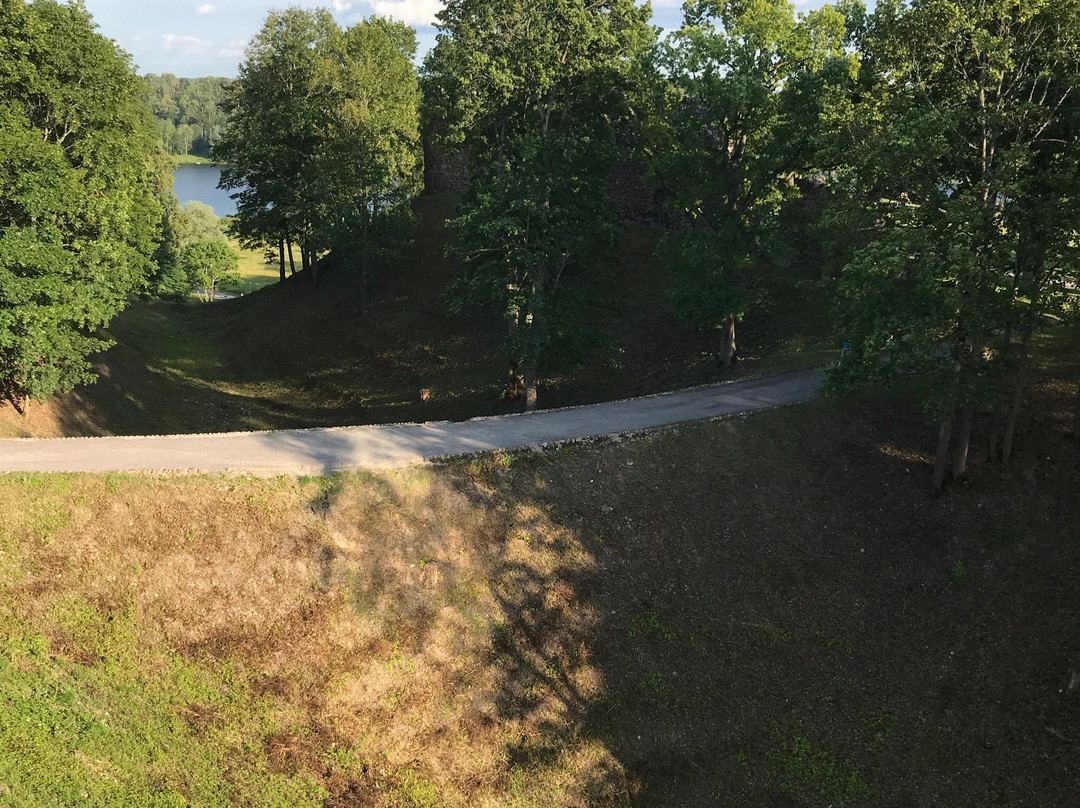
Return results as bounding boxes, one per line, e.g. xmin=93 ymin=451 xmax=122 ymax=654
xmin=0 ymin=369 xmax=824 ymax=476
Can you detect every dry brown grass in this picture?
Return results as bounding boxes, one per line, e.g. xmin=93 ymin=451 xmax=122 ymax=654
xmin=2 ymin=340 xmax=1079 ymax=805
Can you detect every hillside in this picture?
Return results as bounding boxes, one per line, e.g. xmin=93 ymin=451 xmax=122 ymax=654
xmin=1 ymin=356 xmax=1077 ymax=806
xmin=0 ymin=193 xmax=833 ymax=438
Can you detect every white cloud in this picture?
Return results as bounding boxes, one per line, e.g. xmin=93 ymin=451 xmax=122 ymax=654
xmin=161 ymin=33 xmax=214 ymax=55
xmin=219 ymin=39 xmax=247 ymax=58
xmin=332 ymin=1 xmax=357 ymax=11
xmin=195 ymin=3 xmax=217 ymax=14
xmin=368 ymin=0 xmax=444 ymax=27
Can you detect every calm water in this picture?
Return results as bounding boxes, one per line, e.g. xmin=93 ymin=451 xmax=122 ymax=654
xmin=172 ymin=163 xmax=240 ymax=217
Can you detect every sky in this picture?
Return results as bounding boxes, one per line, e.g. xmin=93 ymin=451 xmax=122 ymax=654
xmin=81 ymin=0 xmax=828 ymax=78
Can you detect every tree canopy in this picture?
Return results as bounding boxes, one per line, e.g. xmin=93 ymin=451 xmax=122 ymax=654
xmin=827 ymin=0 xmax=1080 ymax=486
xmin=647 ymin=0 xmax=856 ymax=367
xmin=0 ymin=0 xmax=165 ymax=409
xmin=422 ymin=0 xmax=655 ymax=409
xmin=144 ymin=74 xmax=231 ymax=158
xmin=215 ymin=9 xmax=421 ymax=292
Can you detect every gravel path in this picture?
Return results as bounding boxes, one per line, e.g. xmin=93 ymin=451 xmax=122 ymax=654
xmin=0 ymin=369 xmax=823 ymax=476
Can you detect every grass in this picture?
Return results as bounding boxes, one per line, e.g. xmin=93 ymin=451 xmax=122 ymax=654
xmin=170 ymin=153 xmax=213 ymax=166
xmin=0 ymin=193 xmax=835 ymax=438
xmin=1 ymin=355 xmax=1078 ymax=805
xmin=221 ymin=238 xmax=280 ymax=297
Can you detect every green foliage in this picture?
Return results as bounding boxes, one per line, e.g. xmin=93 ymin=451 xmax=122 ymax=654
xmin=826 ymin=0 xmax=1080 ymax=427
xmin=648 ymin=0 xmax=855 ymax=338
xmin=215 ymin=10 xmax=421 ymax=282
xmin=179 ymin=239 xmax=241 ymax=303
xmin=423 ymin=0 xmax=655 ymax=405
xmin=144 ymin=74 xmax=231 ymax=158
xmin=176 ymin=201 xmax=227 ymax=247
xmin=0 ymin=0 xmax=165 ymax=406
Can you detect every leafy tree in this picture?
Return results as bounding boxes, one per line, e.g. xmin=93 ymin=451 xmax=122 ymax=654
xmin=0 ymin=0 xmax=164 ymax=410
xmin=176 ymin=201 xmax=226 ymax=246
xmin=828 ymin=0 xmax=1080 ymax=487
xmin=647 ymin=0 xmax=854 ymax=368
xmin=179 ymin=240 xmax=240 ymax=303
xmin=309 ymin=16 xmax=422 ymax=307
xmin=216 ymin=10 xmax=420 ymax=290
xmin=422 ymin=0 xmax=655 ymax=409
xmin=144 ymin=74 xmax=231 ymax=157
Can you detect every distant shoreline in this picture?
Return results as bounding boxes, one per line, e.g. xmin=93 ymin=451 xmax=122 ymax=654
xmin=170 ymin=154 xmax=215 ymax=166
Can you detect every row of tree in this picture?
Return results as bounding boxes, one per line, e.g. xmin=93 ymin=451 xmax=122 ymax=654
xmin=4 ymin=0 xmax=1077 ymax=489
xmin=145 ymin=73 xmax=231 ymax=158
xmin=410 ymin=0 xmax=1080 ymax=487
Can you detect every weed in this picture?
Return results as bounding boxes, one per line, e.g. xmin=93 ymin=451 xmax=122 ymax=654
xmin=776 ymin=736 xmax=872 ymax=807
xmin=950 ymin=560 xmax=968 ymax=587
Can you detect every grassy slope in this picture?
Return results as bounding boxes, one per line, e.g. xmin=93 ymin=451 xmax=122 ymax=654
xmin=222 ymin=238 xmax=280 ymax=297
xmin=0 ymin=193 xmax=833 ymax=437
xmin=1 ymin=357 xmax=1077 ymax=806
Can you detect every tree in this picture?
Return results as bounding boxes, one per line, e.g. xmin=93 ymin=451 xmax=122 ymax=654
xmin=179 ymin=240 xmax=240 ymax=303
xmin=0 ymin=0 xmax=164 ymax=410
xmin=828 ymin=0 xmax=1080 ymax=488
xmin=176 ymin=201 xmax=227 ymax=246
xmin=309 ymin=17 xmax=422 ymax=306
xmin=422 ymin=0 xmax=655 ymax=409
xmin=646 ymin=0 xmax=854 ymax=368
xmin=144 ymin=74 xmax=231 ymax=158
xmin=216 ymin=10 xmax=420 ymax=291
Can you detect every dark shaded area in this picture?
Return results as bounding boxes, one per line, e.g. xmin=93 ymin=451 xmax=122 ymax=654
xmin=0 ymin=193 xmax=833 ymax=438
xmin=439 ymin=368 xmax=1080 ymax=805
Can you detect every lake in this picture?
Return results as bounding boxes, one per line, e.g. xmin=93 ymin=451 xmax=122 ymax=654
xmin=172 ymin=163 xmax=240 ymax=217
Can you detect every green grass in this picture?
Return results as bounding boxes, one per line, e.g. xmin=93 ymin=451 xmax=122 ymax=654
xmin=169 ymin=153 xmax=213 ymax=166
xmin=1 ymin=358 xmax=1077 ymax=804
xmin=221 ymin=239 xmax=280 ymax=296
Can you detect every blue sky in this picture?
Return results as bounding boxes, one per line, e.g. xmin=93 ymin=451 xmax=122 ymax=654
xmin=81 ymin=1 xmax=828 ymax=78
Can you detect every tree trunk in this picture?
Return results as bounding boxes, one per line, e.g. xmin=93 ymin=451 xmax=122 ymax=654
xmin=719 ymin=315 xmax=737 ymax=369
xmin=278 ymin=239 xmax=286 ymax=283
xmin=522 ymin=307 xmax=540 ymax=412
xmin=523 ymin=361 xmax=538 ymax=412
xmin=932 ymin=412 xmax=954 ymax=491
xmin=359 ymin=250 xmax=367 ymax=314
xmin=952 ymin=403 xmax=973 ymax=479
xmin=988 ymin=394 xmax=1006 ymax=461
xmin=1071 ymin=375 xmax=1080 ymax=438
xmin=1001 ymin=372 xmax=1024 ymax=463
xmin=287 ymin=239 xmax=296 ymax=276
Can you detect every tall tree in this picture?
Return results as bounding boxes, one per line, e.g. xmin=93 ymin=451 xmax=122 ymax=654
xmin=310 ymin=16 xmax=422 ymax=307
xmin=646 ymin=0 xmax=854 ymax=368
xmin=216 ymin=10 xmax=421 ymax=293
xmin=828 ymin=0 xmax=1080 ymax=487
xmin=0 ymin=0 xmax=164 ymax=410
xmin=422 ymin=0 xmax=655 ymax=409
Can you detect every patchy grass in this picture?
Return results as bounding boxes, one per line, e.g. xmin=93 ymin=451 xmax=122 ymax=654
xmin=0 ymin=193 xmax=834 ymax=437
xmin=1 ymin=361 xmax=1077 ymax=805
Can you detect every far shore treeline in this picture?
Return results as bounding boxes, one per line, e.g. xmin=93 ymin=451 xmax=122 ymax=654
xmin=2 ymin=0 xmax=1080 ymax=490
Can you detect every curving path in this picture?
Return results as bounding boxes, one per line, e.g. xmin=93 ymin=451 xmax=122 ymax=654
xmin=0 ymin=369 xmax=823 ymax=476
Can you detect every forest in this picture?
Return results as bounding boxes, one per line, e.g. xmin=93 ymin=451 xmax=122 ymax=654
xmin=144 ymin=73 xmax=231 ymax=158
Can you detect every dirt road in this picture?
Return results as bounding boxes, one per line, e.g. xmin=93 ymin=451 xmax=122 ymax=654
xmin=0 ymin=369 xmax=823 ymax=475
